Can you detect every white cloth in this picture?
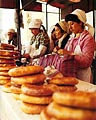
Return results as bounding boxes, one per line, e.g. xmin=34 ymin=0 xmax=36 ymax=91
xmin=29 ymin=42 xmax=47 ymax=58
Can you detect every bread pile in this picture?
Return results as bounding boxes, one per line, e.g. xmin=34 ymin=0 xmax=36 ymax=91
xmin=8 ymin=65 xmax=53 ymax=114
xmin=43 ymin=66 xmax=78 ymax=92
xmin=47 ymin=77 xmax=78 ymax=92
xmin=0 ymin=43 xmax=20 ymax=92
xmin=40 ymin=91 xmax=96 ymax=120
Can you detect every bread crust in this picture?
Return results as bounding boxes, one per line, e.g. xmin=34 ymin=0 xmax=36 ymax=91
xmin=20 ymin=102 xmax=47 ymax=114
xmin=21 ymin=84 xmax=53 ymax=97
xmin=11 ymin=74 xmax=46 ymax=84
xmin=0 ymin=71 xmax=9 ymax=76
xmin=10 ymin=85 xmax=21 ymax=94
xmin=40 ymin=108 xmax=58 ymax=120
xmin=46 ymin=102 xmax=96 ymax=120
xmin=0 ymin=79 xmax=9 ymax=85
xmin=20 ymin=94 xmax=52 ymax=104
xmin=48 ymin=77 xmax=79 ymax=85
xmin=0 ymin=63 xmax=16 ymax=67
xmin=2 ymin=82 xmax=11 ymax=93
xmin=8 ymin=65 xmax=44 ymax=76
xmin=0 ymin=59 xmax=15 ymax=64
xmin=53 ymin=91 xmax=96 ymax=110
xmin=0 ymin=66 xmax=16 ymax=71
xmin=46 ymin=84 xmax=77 ymax=92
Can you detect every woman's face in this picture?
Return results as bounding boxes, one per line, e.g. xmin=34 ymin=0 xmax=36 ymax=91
xmin=68 ymin=21 xmax=83 ymax=34
xmin=55 ymin=26 xmax=63 ymax=39
xmin=30 ymin=28 xmax=40 ymax=36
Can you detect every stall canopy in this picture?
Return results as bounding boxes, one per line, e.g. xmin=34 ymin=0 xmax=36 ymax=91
xmin=0 ymin=0 xmax=42 ymax=11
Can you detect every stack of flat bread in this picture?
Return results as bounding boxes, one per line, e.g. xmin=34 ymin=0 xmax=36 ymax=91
xmin=8 ymin=65 xmax=45 ymax=100
xmin=0 ymin=43 xmax=20 ymax=92
xmin=47 ymin=77 xmax=78 ymax=92
xmin=40 ymin=91 xmax=96 ymax=120
xmin=8 ymin=65 xmax=52 ymax=114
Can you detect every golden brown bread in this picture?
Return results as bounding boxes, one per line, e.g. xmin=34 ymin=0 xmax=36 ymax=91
xmin=21 ymin=84 xmax=53 ymax=97
xmin=46 ymin=102 xmax=96 ymax=120
xmin=0 ymin=75 xmax=11 ymax=80
xmin=11 ymin=74 xmax=46 ymax=84
xmin=0 ymin=50 xmax=15 ymax=56
xmin=20 ymin=102 xmax=47 ymax=114
xmin=0 ymin=79 xmax=10 ymax=85
xmin=47 ymin=84 xmax=77 ymax=92
xmin=40 ymin=108 xmax=58 ymax=120
xmin=0 ymin=71 xmax=9 ymax=76
xmin=8 ymin=65 xmax=44 ymax=76
xmin=2 ymin=82 xmax=11 ymax=93
xmin=0 ymin=43 xmax=15 ymax=50
xmin=0 ymin=63 xmax=16 ymax=67
xmin=53 ymin=91 xmax=96 ymax=110
xmin=20 ymin=94 xmax=52 ymax=104
xmin=0 ymin=59 xmax=15 ymax=64
xmin=10 ymin=85 xmax=21 ymax=94
xmin=48 ymin=77 xmax=79 ymax=85
xmin=0 ymin=66 xmax=16 ymax=71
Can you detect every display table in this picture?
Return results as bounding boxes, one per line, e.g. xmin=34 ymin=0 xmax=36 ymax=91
xmin=0 ymin=80 xmax=96 ymax=120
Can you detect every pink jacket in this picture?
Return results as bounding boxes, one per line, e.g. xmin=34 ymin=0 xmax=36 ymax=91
xmin=65 ymin=30 xmax=95 ymax=69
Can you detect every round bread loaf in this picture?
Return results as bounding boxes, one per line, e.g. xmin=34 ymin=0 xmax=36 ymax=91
xmin=0 ymin=75 xmax=11 ymax=80
xmin=0 ymin=71 xmax=9 ymax=76
xmin=40 ymin=108 xmax=58 ymax=120
xmin=20 ymin=94 xmax=52 ymax=104
xmin=21 ymin=84 xmax=53 ymax=97
xmin=20 ymin=102 xmax=47 ymax=114
xmin=11 ymin=74 xmax=46 ymax=84
xmin=0 ymin=63 xmax=16 ymax=67
xmin=46 ymin=84 xmax=77 ymax=92
xmin=10 ymin=85 xmax=21 ymax=94
xmin=0 ymin=79 xmax=9 ymax=85
xmin=46 ymin=102 xmax=96 ymax=120
xmin=0 ymin=50 xmax=14 ymax=56
xmin=0 ymin=43 xmax=15 ymax=50
xmin=2 ymin=82 xmax=11 ymax=93
xmin=0 ymin=59 xmax=15 ymax=64
xmin=8 ymin=65 xmax=44 ymax=76
xmin=53 ymin=91 xmax=96 ymax=110
xmin=48 ymin=77 xmax=79 ymax=85
xmin=0 ymin=66 xmax=16 ymax=71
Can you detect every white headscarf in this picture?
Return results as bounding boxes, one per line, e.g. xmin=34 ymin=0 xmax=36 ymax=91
xmin=72 ymin=9 xmax=94 ymax=36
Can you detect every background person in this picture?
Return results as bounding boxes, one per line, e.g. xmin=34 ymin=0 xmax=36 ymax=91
xmin=53 ymin=20 xmax=70 ymax=53
xmin=7 ymin=29 xmax=18 ymax=47
xmin=23 ymin=19 xmax=50 ymax=62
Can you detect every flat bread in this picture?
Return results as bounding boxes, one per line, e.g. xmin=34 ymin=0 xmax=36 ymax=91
xmin=53 ymin=91 xmax=96 ymax=109
xmin=11 ymin=74 xmax=46 ymax=84
xmin=46 ymin=102 xmax=96 ymax=120
xmin=8 ymin=65 xmax=44 ymax=77
xmin=20 ymin=94 xmax=52 ymax=104
xmin=0 ymin=66 xmax=16 ymax=71
xmin=48 ymin=77 xmax=79 ymax=85
xmin=0 ymin=59 xmax=15 ymax=64
xmin=20 ymin=102 xmax=47 ymax=114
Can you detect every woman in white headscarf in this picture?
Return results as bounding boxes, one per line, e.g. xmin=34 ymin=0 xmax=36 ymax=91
xmin=65 ymin=9 xmax=95 ymax=83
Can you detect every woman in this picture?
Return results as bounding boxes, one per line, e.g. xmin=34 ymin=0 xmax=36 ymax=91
xmin=53 ymin=20 xmax=70 ymax=52
xmin=65 ymin=9 xmax=95 ymax=83
xmin=23 ymin=19 xmax=50 ymax=61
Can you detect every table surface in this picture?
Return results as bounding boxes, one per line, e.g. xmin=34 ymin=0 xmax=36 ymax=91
xmin=0 ymin=80 xmax=96 ymax=120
